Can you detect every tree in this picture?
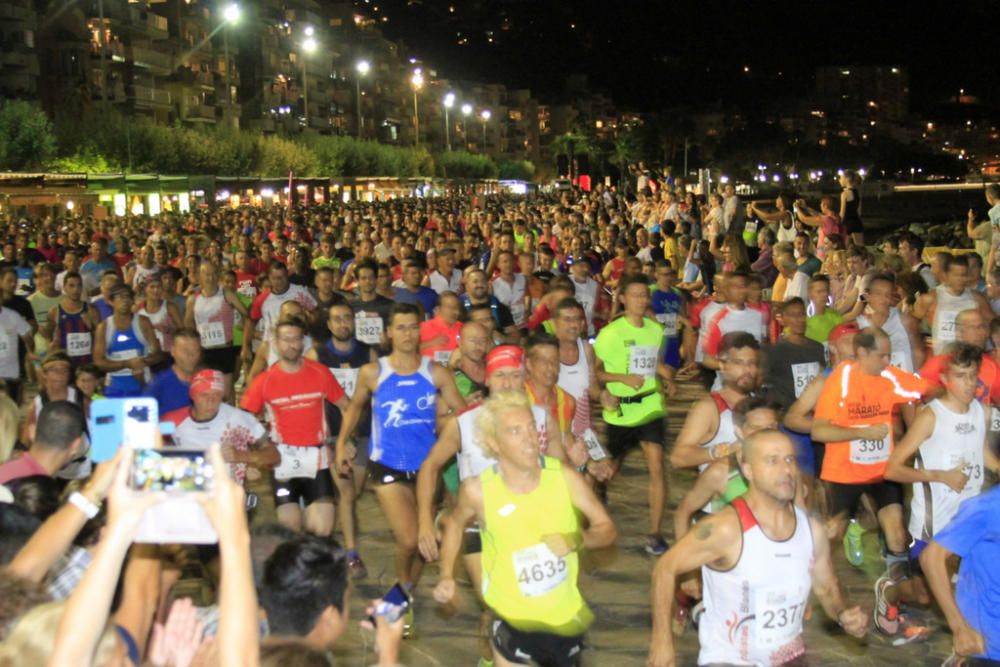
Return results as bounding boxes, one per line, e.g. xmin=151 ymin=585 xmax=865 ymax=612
xmin=550 ymin=130 xmax=595 ymax=181
xmin=0 ymin=101 xmax=57 ymax=170
xmin=612 ymin=131 xmax=641 ymax=186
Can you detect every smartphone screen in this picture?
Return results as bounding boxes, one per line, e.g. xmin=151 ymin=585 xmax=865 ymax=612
xmin=131 ymin=449 xmax=215 ymax=493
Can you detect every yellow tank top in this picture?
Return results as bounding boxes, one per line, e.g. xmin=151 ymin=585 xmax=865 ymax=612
xmin=480 ymin=456 xmax=593 ymax=636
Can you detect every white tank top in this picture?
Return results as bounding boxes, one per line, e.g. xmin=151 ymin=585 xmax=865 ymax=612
xmin=140 ymin=301 xmax=173 ymax=350
xmin=699 ymin=499 xmax=813 ymax=666
xmin=932 ymin=285 xmax=976 ymax=354
xmin=193 ymin=289 xmax=234 ymax=349
xmin=558 ymin=339 xmax=591 ymax=435
xmin=455 ymin=403 xmax=548 ymax=481
xmin=131 ymin=264 xmax=159 ymax=291
xmin=858 ymin=308 xmax=913 ymax=372
xmin=700 ymin=392 xmax=737 ymax=473
xmin=695 ymin=301 xmax=724 ymax=364
xmin=573 ymin=278 xmax=598 ymax=336
xmin=909 ymin=399 xmax=985 ymax=541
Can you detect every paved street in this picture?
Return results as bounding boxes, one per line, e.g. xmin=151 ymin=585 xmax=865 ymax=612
xmin=281 ymin=378 xmax=955 ymax=666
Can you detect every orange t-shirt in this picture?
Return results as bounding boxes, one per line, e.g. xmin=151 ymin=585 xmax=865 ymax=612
xmin=815 ymin=361 xmax=930 ymax=484
xmin=919 ymin=353 xmax=1000 ymax=408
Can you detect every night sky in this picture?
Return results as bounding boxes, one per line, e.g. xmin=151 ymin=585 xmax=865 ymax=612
xmin=372 ymin=0 xmax=996 ymax=112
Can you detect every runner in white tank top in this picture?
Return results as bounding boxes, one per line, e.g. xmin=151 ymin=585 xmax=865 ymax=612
xmin=192 ymin=289 xmax=235 ymax=349
xmin=648 ymin=430 xmax=869 ymax=666
xmin=858 ymin=307 xmax=913 ymax=372
xmin=140 ymin=300 xmax=175 ymax=351
xmin=558 ymin=338 xmax=592 ymax=435
xmin=932 ymin=284 xmax=976 ymax=354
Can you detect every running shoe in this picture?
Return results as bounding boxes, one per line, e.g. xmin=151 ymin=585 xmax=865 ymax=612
xmin=672 ymin=591 xmax=692 ymax=636
xmin=645 ymin=534 xmax=669 ymax=556
xmin=942 ymin=652 xmax=967 ymax=666
xmin=347 ymin=551 xmax=368 ymax=580
xmin=476 ymin=659 xmax=494 ymax=667
xmin=872 ymin=574 xmax=900 ymax=635
xmin=843 ymin=518 xmax=864 ymax=567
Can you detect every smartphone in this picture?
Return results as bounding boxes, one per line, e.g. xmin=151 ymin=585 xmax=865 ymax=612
xmin=368 ymin=582 xmax=411 ymax=625
xmin=130 ymin=448 xmax=218 ymax=544
xmin=89 ymin=398 xmax=159 ymax=462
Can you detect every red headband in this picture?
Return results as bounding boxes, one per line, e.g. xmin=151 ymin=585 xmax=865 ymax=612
xmin=486 ymin=345 xmax=524 ymax=377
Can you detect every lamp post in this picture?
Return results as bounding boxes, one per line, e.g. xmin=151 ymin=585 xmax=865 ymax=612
xmin=355 ymin=59 xmax=369 ymax=139
xmin=461 ymin=103 xmax=472 ymax=149
xmin=480 ymin=109 xmax=491 ymax=151
xmin=301 ymin=28 xmax=316 ymax=130
xmin=410 ymin=68 xmax=424 ymax=147
xmin=222 ymin=3 xmax=240 ymax=113
xmin=443 ymin=92 xmax=455 ymax=151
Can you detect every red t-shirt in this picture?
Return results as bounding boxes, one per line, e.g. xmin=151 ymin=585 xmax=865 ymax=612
xmin=919 ymin=353 xmax=1000 ymax=407
xmin=420 ymin=317 xmax=462 ymax=358
xmin=240 ymin=358 xmax=345 ymax=446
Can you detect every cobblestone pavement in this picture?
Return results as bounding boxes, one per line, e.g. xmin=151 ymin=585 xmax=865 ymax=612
xmin=268 ymin=378 xmax=956 ymax=666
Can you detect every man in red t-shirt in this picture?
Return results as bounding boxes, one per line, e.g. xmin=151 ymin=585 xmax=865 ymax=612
xmin=919 ymin=309 xmax=1000 ymax=409
xmin=241 ymin=316 xmax=347 ymax=536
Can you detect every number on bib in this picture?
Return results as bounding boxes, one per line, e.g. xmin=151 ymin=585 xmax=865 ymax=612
xmin=331 ymin=367 xmax=359 ymax=399
xmin=754 ymin=585 xmax=807 ymax=648
xmin=849 ymin=435 xmax=889 ymax=465
xmin=274 ymin=444 xmax=322 ymax=481
xmin=433 ymin=350 xmax=452 ymax=365
xmin=66 ymin=332 xmax=92 ymax=357
xmin=0 ymin=334 xmax=10 ymax=356
xmin=656 ymin=312 xmax=678 ymax=337
xmin=991 ymin=407 xmax=1000 ymax=433
xmin=355 ymin=316 xmax=383 ymax=345
xmin=512 ymin=543 xmax=568 ymax=598
xmin=628 ymin=345 xmax=658 ymax=378
xmin=581 ymin=428 xmax=608 ymax=461
xmin=791 ymin=362 xmax=820 ymax=398
xmin=199 ymin=321 xmax=226 ymax=348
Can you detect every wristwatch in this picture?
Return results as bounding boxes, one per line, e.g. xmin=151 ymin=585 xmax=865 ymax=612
xmin=68 ymin=491 xmax=100 ymax=519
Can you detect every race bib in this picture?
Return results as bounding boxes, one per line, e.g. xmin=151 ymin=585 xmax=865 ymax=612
xmin=512 ymin=543 xmax=567 ymax=598
xmin=581 ymin=428 xmax=608 ymax=461
xmin=356 ymin=315 xmax=383 ymax=346
xmin=274 ymin=444 xmax=323 ymax=481
xmin=0 ymin=334 xmax=12 ymax=357
xmin=433 ymin=350 xmax=452 ymax=365
xmin=849 ymin=432 xmax=889 ymax=465
xmin=939 ymin=316 xmax=958 ymax=342
xmin=744 ymin=221 xmax=758 ymax=235
xmin=791 ymin=362 xmax=820 ymax=398
xmin=949 ymin=454 xmax=981 ymax=491
xmin=628 ymin=345 xmax=658 ymax=378
xmin=200 ymin=321 xmax=226 ymax=348
xmin=890 ymin=351 xmax=907 ymax=369
xmin=754 ymin=585 xmax=807 ymax=648
xmin=991 ymin=407 xmax=1000 ymax=433
xmin=331 ymin=367 xmax=359 ymax=398
xmin=66 ymin=332 xmax=92 ymax=357
xmin=656 ymin=312 xmax=678 ymax=337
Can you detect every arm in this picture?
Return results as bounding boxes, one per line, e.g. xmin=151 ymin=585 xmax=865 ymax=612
xmin=432 ymin=478 xmax=482 ymax=605
xmin=183 ymin=295 xmax=195 ymax=330
xmin=225 ymin=287 xmax=250 ymax=320
xmin=886 ymin=407 xmax=969 ymax=490
xmin=226 ymin=434 xmax=280 ymax=469
xmin=246 ymin=341 xmax=269 ymax=385
xmin=812 ymin=417 xmax=887 ymax=444
xmin=416 ymin=418 xmax=461 ymax=561
xmin=783 ymin=375 xmax=825 ymax=434
xmin=808 ymin=515 xmax=868 ymax=636
xmin=670 ymin=398 xmax=723 ymax=469
xmin=433 ymin=363 xmax=468 ymax=414
xmin=47 ymin=305 xmax=62 ymax=351
xmin=647 ymin=512 xmax=739 ymax=667
xmin=92 ymin=321 xmax=121 ymax=373
xmin=839 ymin=190 xmax=848 ymax=220
xmin=593 ymin=355 xmax=646 ymax=391
xmin=137 ymin=314 xmax=164 ymax=366
xmin=673 ymin=461 xmax=729 ymax=541
xmin=166 ymin=302 xmax=184 ymax=330
xmin=921 ymin=540 xmax=986 ymax=657
xmin=113 ymin=545 xmax=161 ymax=659
xmin=558 ymin=465 xmax=616 ymax=551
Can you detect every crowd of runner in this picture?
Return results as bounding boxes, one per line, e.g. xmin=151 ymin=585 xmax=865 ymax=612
xmin=0 ymin=173 xmax=999 ymax=666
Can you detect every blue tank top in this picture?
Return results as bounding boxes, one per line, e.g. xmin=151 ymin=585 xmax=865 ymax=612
xmin=104 ymin=316 xmax=150 ymax=397
xmin=58 ymin=303 xmax=93 ymax=365
xmin=370 ymin=356 xmax=437 ymax=472
xmin=650 ymin=288 xmax=682 ymax=339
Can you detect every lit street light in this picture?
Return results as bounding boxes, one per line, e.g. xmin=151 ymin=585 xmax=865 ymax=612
xmin=301 ymin=32 xmax=317 ymax=129
xmin=411 ymin=68 xmax=424 ymax=147
xmin=222 ymin=3 xmax=240 ymax=114
xmin=461 ymin=103 xmax=472 ymax=149
xmin=443 ymin=92 xmax=455 ymax=151
xmin=356 ymin=59 xmax=370 ymax=139
xmin=480 ymin=109 xmax=491 ymax=150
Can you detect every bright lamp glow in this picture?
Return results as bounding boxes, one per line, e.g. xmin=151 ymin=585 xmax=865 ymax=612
xmin=223 ymin=3 xmax=240 ymax=24
xmin=356 ymin=60 xmax=370 ymax=75
xmin=443 ymin=92 xmax=455 ymax=108
xmin=480 ymin=109 xmax=491 ymax=121
xmin=304 ymin=25 xmax=314 ymax=36
xmin=303 ymin=37 xmax=317 ymax=53
xmin=411 ymin=69 xmax=424 ymax=88
xmin=461 ymin=103 xmax=472 ymax=116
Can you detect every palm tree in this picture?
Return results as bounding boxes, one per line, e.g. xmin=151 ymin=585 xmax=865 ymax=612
xmin=612 ymin=131 xmax=641 ymax=189
xmin=550 ymin=130 xmax=595 ymax=182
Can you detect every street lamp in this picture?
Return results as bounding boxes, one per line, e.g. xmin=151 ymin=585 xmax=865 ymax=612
xmin=301 ymin=32 xmax=317 ymax=129
xmin=461 ymin=103 xmax=472 ymax=149
xmin=222 ymin=3 xmax=240 ymax=110
xmin=443 ymin=92 xmax=455 ymax=151
xmin=410 ymin=68 xmax=424 ymax=146
xmin=480 ymin=109 xmax=491 ymax=150
xmin=355 ymin=59 xmax=370 ymax=139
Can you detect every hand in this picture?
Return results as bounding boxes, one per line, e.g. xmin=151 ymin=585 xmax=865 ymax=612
xmin=126 ymin=357 xmax=146 ymax=372
xmin=861 ymin=423 xmax=889 ymax=441
xmin=710 ymin=442 xmax=738 ymax=461
xmin=837 ymin=606 xmax=868 ymax=638
xmin=939 ymin=464 xmax=970 ymax=493
xmin=566 ymin=437 xmax=589 ymax=468
xmin=240 ymin=346 xmax=253 ymax=365
xmin=586 ymin=459 xmax=614 ymax=482
xmin=197 ymin=444 xmax=247 ymax=541
xmin=81 ymin=448 xmax=125 ymax=505
xmin=664 ymin=378 xmax=677 ymax=398
xmin=623 ymin=374 xmax=646 ymax=390
xmin=599 ymin=390 xmax=620 ymax=411
xmin=219 ymin=444 xmax=239 ymax=464
xmin=542 ymin=532 xmax=578 ymax=558
xmin=335 ymin=443 xmax=353 ymax=477
xmin=646 ymin=639 xmax=676 ymax=667
xmin=953 ymin=620 xmax=986 ymax=657
xmin=418 ymin=517 xmax=442 ymax=562
xmin=106 ymin=446 xmax=167 ymax=537
xmin=433 ymin=577 xmax=456 ymax=605
xmin=968 ymin=209 xmax=977 ymax=224
xmin=360 ymin=598 xmax=406 ymax=666
xmin=148 ymin=598 xmax=205 ymax=667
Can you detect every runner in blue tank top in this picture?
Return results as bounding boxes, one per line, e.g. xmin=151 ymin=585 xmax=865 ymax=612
xmin=650 ymin=260 xmax=685 ymax=370
xmin=334 ymin=302 xmax=466 ymax=596
xmin=93 ymin=285 xmax=163 ymax=397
